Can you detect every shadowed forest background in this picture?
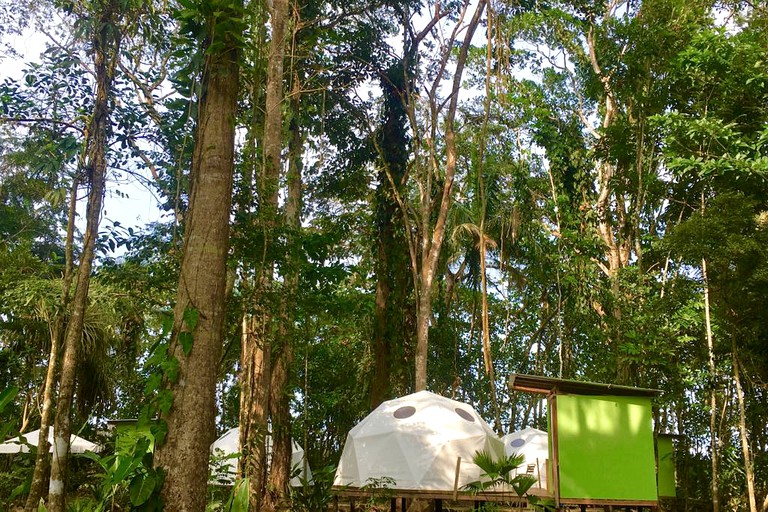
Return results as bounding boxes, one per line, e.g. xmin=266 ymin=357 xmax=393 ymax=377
xmin=0 ymin=0 xmax=766 ymax=510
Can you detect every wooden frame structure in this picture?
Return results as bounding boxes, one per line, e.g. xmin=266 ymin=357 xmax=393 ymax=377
xmin=509 ymin=373 xmax=661 ymax=510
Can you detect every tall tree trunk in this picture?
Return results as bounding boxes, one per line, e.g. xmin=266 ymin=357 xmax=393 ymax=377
xmin=241 ymin=0 xmax=288 ymax=504
xmin=413 ymin=0 xmax=487 ymax=391
xmin=371 ymin=61 xmax=412 ymax=409
xmin=265 ymin=344 xmax=293 ymax=512
xmin=153 ymin=2 xmax=240 ymax=508
xmin=479 ymin=234 xmax=502 ymax=433
xmin=237 ymin=3 xmax=270 ymax=505
xmin=586 ymin=21 xmax=642 ymax=384
xmin=732 ymin=348 xmax=758 ymax=512
xmin=263 ymin=66 xmax=303 ymax=512
xmin=26 ymin=177 xmax=78 ymax=511
xmin=476 ymin=28 xmax=502 ymax=429
xmin=239 ymin=313 xmax=270 ymax=510
xmin=48 ymin=4 xmax=119 ymax=509
xmin=702 ymin=257 xmax=719 ymax=512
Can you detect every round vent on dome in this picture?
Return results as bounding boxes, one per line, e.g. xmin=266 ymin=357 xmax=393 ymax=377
xmin=394 ymin=406 xmax=416 ymax=419
xmin=454 ymin=408 xmax=475 ymax=422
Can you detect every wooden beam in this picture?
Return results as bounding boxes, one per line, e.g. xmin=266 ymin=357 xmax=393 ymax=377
xmin=550 ymin=393 xmax=561 ymax=509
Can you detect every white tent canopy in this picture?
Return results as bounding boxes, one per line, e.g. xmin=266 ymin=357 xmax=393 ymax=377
xmin=502 ymin=427 xmax=549 ymax=489
xmin=209 ymin=427 xmax=312 ymax=486
xmin=0 ymin=429 xmax=100 ymax=454
xmin=334 ymin=390 xmax=505 ymax=491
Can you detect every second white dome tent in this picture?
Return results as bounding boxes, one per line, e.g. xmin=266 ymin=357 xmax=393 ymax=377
xmin=334 ymin=391 xmax=504 ymax=491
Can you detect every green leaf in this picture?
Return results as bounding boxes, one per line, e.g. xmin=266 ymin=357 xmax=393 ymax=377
xmin=130 ymin=471 xmax=157 ymax=506
xmin=0 ymin=386 xmax=19 ymax=413
xmin=227 ymin=477 xmax=250 ymax=512
xmin=80 ymin=451 xmax=113 ymax=472
xmin=156 ymin=389 xmax=174 ymax=415
xmin=179 ymin=331 xmax=194 ymax=356
xmin=112 ymin=454 xmax=139 ymax=484
xmin=511 ymin=475 xmax=536 ymax=497
xmin=183 ymin=307 xmax=199 ymax=330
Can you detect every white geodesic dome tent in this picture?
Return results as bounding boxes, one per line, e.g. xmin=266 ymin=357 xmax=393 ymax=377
xmin=0 ymin=429 xmax=100 ymax=454
xmin=501 ymin=427 xmax=549 ymax=489
xmin=334 ymin=391 xmax=505 ymax=490
xmin=209 ymin=427 xmax=312 ymax=486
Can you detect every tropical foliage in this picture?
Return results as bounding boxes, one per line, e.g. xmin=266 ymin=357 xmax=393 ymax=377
xmin=0 ymin=0 xmax=766 ymax=510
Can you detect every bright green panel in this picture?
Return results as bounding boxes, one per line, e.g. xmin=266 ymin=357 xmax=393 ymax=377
xmin=556 ymin=394 xmax=657 ymax=501
xmin=657 ymin=436 xmax=676 ymax=497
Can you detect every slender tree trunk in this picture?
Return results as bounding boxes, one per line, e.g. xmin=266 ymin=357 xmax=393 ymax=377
xmin=241 ymin=0 xmax=288 ymax=504
xmin=153 ymin=2 xmax=240 ymax=508
xmin=239 ymin=313 xmax=271 ymax=511
xmin=702 ymin=257 xmax=719 ymax=512
xmin=413 ymin=0 xmax=486 ymax=391
xmin=475 ymin=24 xmax=502 ymax=430
xmin=265 ymin=344 xmax=293 ymax=512
xmin=262 ymin=0 xmax=288 ymax=197
xmin=479 ymin=234 xmax=502 ymax=433
xmin=237 ymin=3 xmax=270 ymax=506
xmin=26 ymin=177 xmax=78 ymax=511
xmin=48 ymin=5 xmax=119 ymax=509
xmin=732 ymin=348 xmax=758 ymax=512
xmin=264 ymin=67 xmax=303 ymax=512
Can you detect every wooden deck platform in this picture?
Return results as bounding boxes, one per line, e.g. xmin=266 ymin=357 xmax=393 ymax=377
xmin=331 ymin=487 xmax=657 ymax=511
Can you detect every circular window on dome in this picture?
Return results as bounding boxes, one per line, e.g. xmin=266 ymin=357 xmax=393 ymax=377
xmin=393 ymin=406 xmax=416 ymax=419
xmin=509 ymin=438 xmax=526 ymax=448
xmin=454 ymin=408 xmax=475 ymax=422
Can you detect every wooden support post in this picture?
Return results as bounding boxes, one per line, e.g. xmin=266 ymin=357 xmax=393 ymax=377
xmin=453 ymin=456 xmax=462 ymax=502
xmin=550 ymin=393 xmax=561 ymax=509
xmin=350 ymin=497 xmax=356 ymax=512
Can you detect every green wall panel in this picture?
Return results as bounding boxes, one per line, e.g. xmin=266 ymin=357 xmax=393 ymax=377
xmin=657 ymin=435 xmax=676 ymax=497
xmin=556 ymin=394 xmax=657 ymax=501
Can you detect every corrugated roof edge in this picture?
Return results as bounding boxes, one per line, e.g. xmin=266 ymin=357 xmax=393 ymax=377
xmin=508 ymin=373 xmax=661 ymax=397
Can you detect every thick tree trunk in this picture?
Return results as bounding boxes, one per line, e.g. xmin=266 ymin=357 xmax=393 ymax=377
xmin=47 ymin=5 xmax=119 ymax=509
xmin=153 ymin=3 xmax=240 ymax=508
xmin=372 ymin=248 xmax=393 ymax=406
xmin=371 ymin=62 xmax=412 ymax=408
xmin=26 ymin=177 xmax=77 ymax=511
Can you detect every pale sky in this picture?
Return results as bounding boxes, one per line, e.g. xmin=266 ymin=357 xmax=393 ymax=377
xmin=3 ymin=25 xmax=164 ymax=235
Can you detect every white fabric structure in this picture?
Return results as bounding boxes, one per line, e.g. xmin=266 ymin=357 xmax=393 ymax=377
xmin=0 ymin=429 xmax=99 ymax=454
xmin=334 ymin=391 xmax=505 ymax=490
xmin=209 ymin=427 xmax=312 ymax=486
xmin=502 ymin=427 xmax=549 ymax=489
